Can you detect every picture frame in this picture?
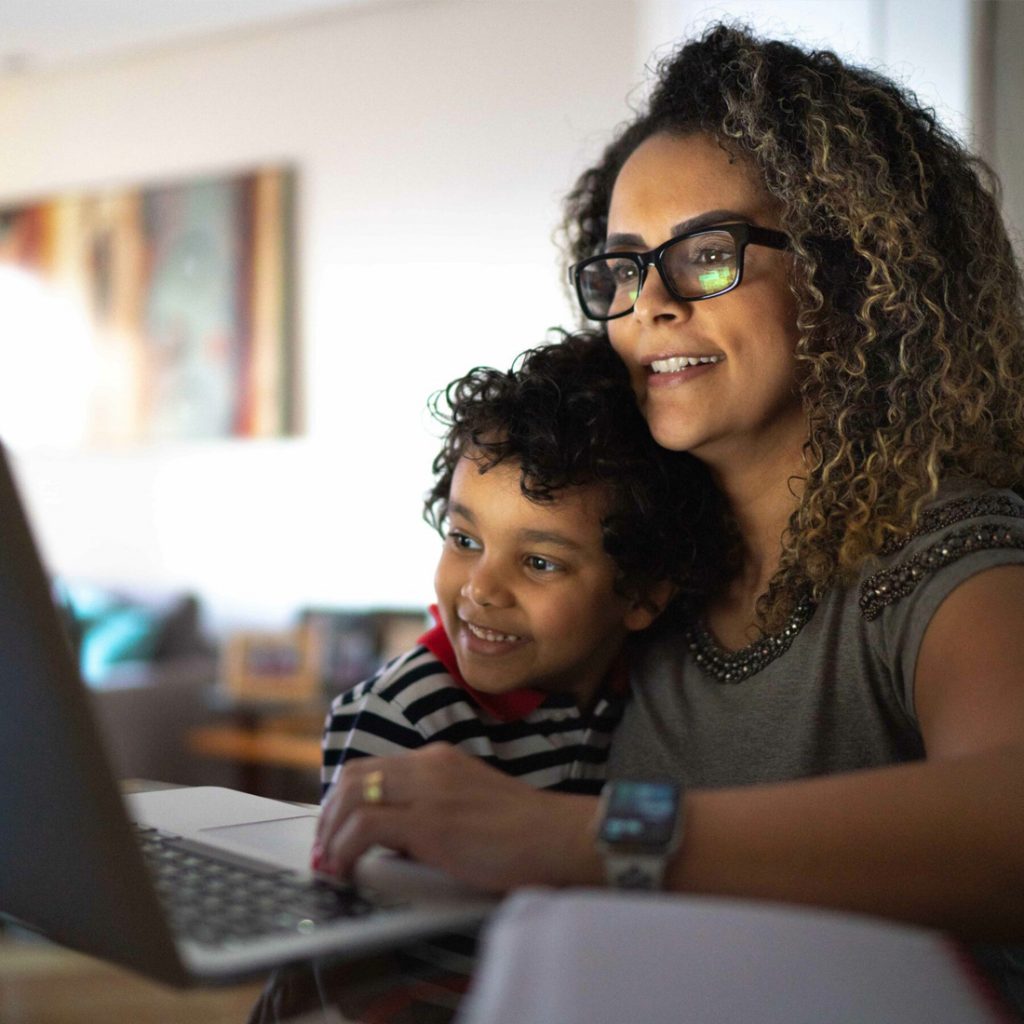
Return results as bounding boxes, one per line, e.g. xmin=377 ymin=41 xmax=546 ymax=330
xmin=299 ymin=609 xmax=382 ymax=695
xmin=297 ymin=607 xmax=432 ymax=696
xmin=222 ymin=625 xmax=320 ymax=704
xmin=377 ymin=609 xmax=432 ymax=664
xmin=0 ymin=165 xmax=298 ymax=448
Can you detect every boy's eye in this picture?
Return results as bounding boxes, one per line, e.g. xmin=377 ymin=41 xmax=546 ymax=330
xmin=524 ymin=555 xmax=562 ymax=574
xmin=447 ymin=529 xmax=481 ymax=552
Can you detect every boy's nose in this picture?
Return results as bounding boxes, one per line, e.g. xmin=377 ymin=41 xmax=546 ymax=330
xmin=460 ymin=565 xmax=513 ymax=608
xmin=461 ymin=580 xmax=492 ymax=606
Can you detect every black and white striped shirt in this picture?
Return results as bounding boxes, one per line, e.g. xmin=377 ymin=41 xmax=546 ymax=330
xmin=321 ymin=622 xmax=627 ymax=799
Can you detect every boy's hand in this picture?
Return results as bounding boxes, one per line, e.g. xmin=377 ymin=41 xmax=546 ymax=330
xmin=313 ymin=743 xmax=603 ymax=892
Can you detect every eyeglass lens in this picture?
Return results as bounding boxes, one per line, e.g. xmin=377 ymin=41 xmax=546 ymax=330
xmin=577 ymin=228 xmax=741 ymax=319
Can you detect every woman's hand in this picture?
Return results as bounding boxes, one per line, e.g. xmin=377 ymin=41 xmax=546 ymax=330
xmin=313 ymin=743 xmax=604 ymax=892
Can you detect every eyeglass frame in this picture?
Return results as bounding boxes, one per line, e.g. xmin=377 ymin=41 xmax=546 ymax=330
xmin=567 ymin=222 xmax=791 ymax=322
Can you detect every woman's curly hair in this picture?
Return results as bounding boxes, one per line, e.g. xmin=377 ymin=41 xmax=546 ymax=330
xmin=562 ymin=22 xmax=1024 ymax=632
xmin=425 ymin=332 xmax=724 ymax=604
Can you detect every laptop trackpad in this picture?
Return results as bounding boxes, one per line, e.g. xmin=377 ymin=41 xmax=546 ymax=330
xmin=200 ymin=816 xmax=319 ymax=873
xmin=128 ymin=786 xmax=320 ymax=872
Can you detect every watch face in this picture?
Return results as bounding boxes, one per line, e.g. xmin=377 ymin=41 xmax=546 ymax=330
xmin=599 ymin=780 xmax=680 ymax=847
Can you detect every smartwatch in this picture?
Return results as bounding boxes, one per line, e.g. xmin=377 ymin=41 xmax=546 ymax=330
xmin=595 ymin=779 xmax=684 ymax=890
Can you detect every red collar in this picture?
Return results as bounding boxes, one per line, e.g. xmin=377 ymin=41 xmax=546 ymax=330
xmin=418 ymin=607 xmax=629 ymax=722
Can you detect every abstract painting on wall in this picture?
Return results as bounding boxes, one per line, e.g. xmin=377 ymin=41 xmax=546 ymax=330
xmin=0 ymin=166 xmax=297 ymax=446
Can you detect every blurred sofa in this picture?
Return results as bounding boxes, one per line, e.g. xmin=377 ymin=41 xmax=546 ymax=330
xmin=58 ymin=581 xmax=220 ymax=784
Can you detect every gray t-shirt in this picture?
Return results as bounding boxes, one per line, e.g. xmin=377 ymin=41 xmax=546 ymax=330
xmin=610 ymin=486 xmax=1024 ymax=786
xmin=607 ymin=485 xmax=1024 ymax=1014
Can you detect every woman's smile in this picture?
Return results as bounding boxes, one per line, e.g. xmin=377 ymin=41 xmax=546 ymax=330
xmin=646 ymin=352 xmax=725 ymax=388
xmin=650 ymin=354 xmax=724 ymax=372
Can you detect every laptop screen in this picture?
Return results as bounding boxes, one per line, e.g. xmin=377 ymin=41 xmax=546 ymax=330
xmin=0 ymin=443 xmax=185 ymax=983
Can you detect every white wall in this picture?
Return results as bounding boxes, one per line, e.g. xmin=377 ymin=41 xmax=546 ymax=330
xmin=639 ymin=0 xmax=973 ymax=140
xmin=0 ymin=0 xmax=645 ymax=629
xmin=989 ymin=0 xmax=1024 ymax=253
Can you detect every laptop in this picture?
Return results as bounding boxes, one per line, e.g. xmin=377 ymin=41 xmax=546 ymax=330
xmin=0 ymin=443 xmax=496 ymax=986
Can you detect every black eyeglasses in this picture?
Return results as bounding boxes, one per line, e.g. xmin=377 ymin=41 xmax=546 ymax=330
xmin=567 ymin=222 xmax=791 ymax=321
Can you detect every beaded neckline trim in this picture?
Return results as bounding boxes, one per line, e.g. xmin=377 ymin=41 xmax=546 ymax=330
xmin=686 ymin=495 xmax=1024 ymax=681
xmin=879 ymin=494 xmax=1024 ymax=555
xmin=684 ymin=595 xmax=815 ymax=684
xmin=860 ymin=523 xmax=1024 ymax=621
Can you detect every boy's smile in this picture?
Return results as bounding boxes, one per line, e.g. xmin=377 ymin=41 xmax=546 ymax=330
xmin=433 ymin=454 xmax=659 ymax=709
xmin=462 ymin=620 xmax=527 ymax=646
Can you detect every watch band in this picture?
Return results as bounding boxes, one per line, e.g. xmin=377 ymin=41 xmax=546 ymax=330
xmin=603 ymin=853 xmax=669 ymax=890
xmin=595 ymin=779 xmax=684 ymax=892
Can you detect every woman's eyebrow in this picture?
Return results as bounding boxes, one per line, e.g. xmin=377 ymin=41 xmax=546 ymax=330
xmin=605 ymin=208 xmax=749 ymax=249
xmin=604 ymin=230 xmax=646 ymax=249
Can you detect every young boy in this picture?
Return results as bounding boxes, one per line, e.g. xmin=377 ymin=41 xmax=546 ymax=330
xmin=307 ymin=335 xmax=715 ymax=1024
xmin=320 ymin=332 xmax=715 ymax=801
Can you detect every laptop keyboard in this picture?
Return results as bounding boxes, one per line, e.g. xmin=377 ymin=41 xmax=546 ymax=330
xmin=134 ymin=824 xmax=380 ymax=948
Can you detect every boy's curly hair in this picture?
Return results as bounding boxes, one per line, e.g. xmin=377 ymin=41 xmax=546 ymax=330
xmin=425 ymin=332 xmax=723 ymax=603
xmin=562 ymin=22 xmax=1024 ymax=631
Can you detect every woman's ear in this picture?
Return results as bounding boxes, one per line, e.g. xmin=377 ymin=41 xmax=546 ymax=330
xmin=623 ymin=579 xmax=677 ymax=632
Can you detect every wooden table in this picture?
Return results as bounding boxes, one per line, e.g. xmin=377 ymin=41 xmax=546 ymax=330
xmin=0 ymin=928 xmax=266 ymax=1024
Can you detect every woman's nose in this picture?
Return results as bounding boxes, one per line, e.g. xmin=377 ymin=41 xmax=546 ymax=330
xmin=633 ymin=261 xmax=690 ymax=324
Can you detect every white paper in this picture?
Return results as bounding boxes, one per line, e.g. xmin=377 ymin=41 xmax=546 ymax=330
xmin=457 ymin=890 xmax=1006 ymax=1024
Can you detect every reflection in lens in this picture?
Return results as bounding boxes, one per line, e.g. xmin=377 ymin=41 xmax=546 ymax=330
xmin=580 ymin=257 xmax=641 ymax=317
xmin=665 ymin=231 xmax=738 ymax=298
xmin=698 ymin=266 xmax=735 ymax=294
xmin=609 ymin=258 xmax=639 ymax=316
xmin=580 ymin=264 xmax=614 ymax=317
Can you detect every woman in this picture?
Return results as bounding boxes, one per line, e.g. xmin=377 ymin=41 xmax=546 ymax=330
xmin=316 ymin=22 xmax=1024 ymax=1006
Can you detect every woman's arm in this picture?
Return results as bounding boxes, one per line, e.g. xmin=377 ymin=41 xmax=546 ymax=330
xmin=317 ymin=566 xmax=1024 ymax=940
xmin=672 ymin=564 xmax=1024 ymax=940
xmin=676 ymin=745 xmax=1024 ymax=940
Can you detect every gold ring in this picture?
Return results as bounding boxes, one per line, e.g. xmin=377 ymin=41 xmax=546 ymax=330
xmin=363 ymin=769 xmax=385 ymax=805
